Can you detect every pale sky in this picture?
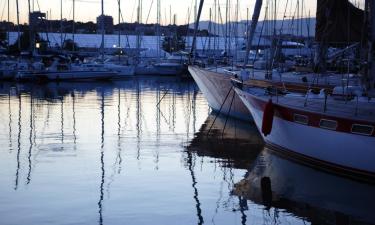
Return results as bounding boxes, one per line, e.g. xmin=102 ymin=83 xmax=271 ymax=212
xmin=0 ymin=0 xmax=362 ymax=25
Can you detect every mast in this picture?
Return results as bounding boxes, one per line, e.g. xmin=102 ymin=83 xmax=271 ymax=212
xmin=225 ymin=0 xmax=228 ymax=54
xmin=101 ymin=0 xmax=105 ymax=62
xmin=369 ymin=0 xmax=375 ymax=92
xmin=208 ymin=8 xmax=212 ymax=51
xmin=7 ymin=0 xmax=9 ymax=51
xmin=214 ymin=0 xmax=217 ymax=55
xmin=194 ymin=0 xmax=197 ymax=28
xmin=60 ymin=0 xmax=63 ymax=48
xmin=243 ymin=0 xmax=263 ymax=67
xmin=73 ymin=0 xmax=75 ymax=52
xmin=118 ymin=0 xmax=121 ymax=50
xmin=136 ymin=0 xmax=142 ymax=61
xmin=28 ymin=0 xmax=33 ymax=53
xmin=190 ymin=0 xmax=205 ymax=62
xmin=235 ymin=0 xmax=239 ymax=63
xmin=157 ymin=0 xmax=161 ymax=62
xmin=16 ymin=0 xmax=21 ymax=51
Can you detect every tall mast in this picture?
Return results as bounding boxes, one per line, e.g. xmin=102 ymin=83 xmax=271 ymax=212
xmin=194 ymin=0 xmax=197 ymax=27
xmin=235 ymin=0 xmax=239 ymax=63
xmin=157 ymin=0 xmax=161 ymax=62
xmin=136 ymin=0 xmax=142 ymax=55
xmin=118 ymin=0 xmax=121 ymax=49
xmin=7 ymin=0 xmax=9 ymax=51
xmin=190 ymin=0 xmax=204 ymax=62
xmin=73 ymin=0 xmax=75 ymax=51
xmin=214 ymin=0 xmax=217 ymax=54
xmin=60 ymin=0 xmax=63 ymax=48
xmin=369 ymin=0 xmax=375 ymax=92
xmin=16 ymin=0 xmax=21 ymax=51
xmin=28 ymin=0 xmax=33 ymax=53
xmin=101 ymin=0 xmax=105 ymax=62
xmin=225 ymin=0 xmax=228 ymax=54
xmin=243 ymin=0 xmax=263 ymax=67
xmin=208 ymin=8 xmax=212 ymax=51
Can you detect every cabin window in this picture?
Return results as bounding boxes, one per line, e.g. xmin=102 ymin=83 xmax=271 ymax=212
xmin=294 ymin=114 xmax=308 ymax=125
xmin=351 ymin=124 xmax=374 ymax=136
xmin=319 ymin=119 xmax=337 ymax=130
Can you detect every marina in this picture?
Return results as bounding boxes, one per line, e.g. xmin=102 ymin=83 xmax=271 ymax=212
xmin=1 ymin=0 xmax=375 ymax=224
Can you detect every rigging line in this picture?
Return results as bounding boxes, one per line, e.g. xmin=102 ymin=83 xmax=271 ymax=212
xmin=130 ymin=0 xmax=137 ymax=23
xmin=62 ymin=3 xmax=74 ymax=45
xmin=116 ymin=0 xmax=130 ymax=47
xmin=207 ymin=86 xmax=233 ymax=135
xmin=221 ymin=90 xmax=235 ymax=138
xmin=217 ymin=1 xmax=226 ymax=38
xmin=145 ymin=0 xmax=154 ymax=24
xmin=251 ymin=2 xmax=267 ymax=73
xmin=271 ymin=0 xmax=289 ymax=69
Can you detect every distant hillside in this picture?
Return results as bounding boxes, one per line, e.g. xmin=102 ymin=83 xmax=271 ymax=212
xmin=190 ymin=18 xmax=316 ymax=37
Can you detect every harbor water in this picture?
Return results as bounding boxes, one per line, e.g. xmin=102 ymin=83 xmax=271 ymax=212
xmin=0 ymin=77 xmax=374 ymax=225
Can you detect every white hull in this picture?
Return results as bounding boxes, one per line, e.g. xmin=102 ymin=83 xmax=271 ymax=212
xmin=154 ymin=63 xmax=187 ymax=75
xmin=135 ymin=65 xmax=158 ymax=75
xmin=104 ymin=65 xmax=135 ymax=77
xmin=188 ymin=66 xmax=252 ymax=121
xmin=235 ymin=87 xmax=375 ymax=179
xmin=135 ymin=64 xmax=187 ymax=76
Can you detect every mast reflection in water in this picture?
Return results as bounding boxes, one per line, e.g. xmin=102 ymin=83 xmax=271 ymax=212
xmin=0 ymin=77 xmax=374 ymax=225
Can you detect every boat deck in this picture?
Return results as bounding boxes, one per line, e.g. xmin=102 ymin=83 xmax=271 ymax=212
xmin=245 ymin=87 xmax=375 ymax=123
xmin=205 ymin=66 xmax=360 ymax=87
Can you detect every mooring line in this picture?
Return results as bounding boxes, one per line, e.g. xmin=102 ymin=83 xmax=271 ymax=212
xmin=207 ymin=86 xmax=233 ymax=136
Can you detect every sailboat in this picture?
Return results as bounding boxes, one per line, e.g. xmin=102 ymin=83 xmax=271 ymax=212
xmin=188 ymin=0 xmax=361 ymax=121
xmin=233 ymin=0 xmax=375 ymax=181
xmin=82 ymin=0 xmax=135 ymax=77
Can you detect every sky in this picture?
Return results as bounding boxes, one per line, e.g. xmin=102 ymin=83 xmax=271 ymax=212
xmin=0 ymin=0 xmax=362 ymax=25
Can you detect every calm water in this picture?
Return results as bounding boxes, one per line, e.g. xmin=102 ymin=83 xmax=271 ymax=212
xmin=0 ymin=77 xmax=374 ymax=225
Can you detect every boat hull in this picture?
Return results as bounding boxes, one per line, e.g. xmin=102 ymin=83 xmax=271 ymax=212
xmin=235 ymin=87 xmax=375 ymax=180
xmin=16 ymin=71 xmax=116 ymax=81
xmin=188 ymin=66 xmax=252 ymax=121
xmin=0 ymin=70 xmax=15 ymax=80
xmin=154 ymin=63 xmax=187 ymax=75
xmin=107 ymin=66 xmax=135 ymax=77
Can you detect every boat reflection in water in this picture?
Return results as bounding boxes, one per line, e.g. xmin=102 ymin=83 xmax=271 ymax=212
xmin=233 ymin=148 xmax=375 ymax=225
xmin=187 ymin=113 xmax=264 ymax=169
